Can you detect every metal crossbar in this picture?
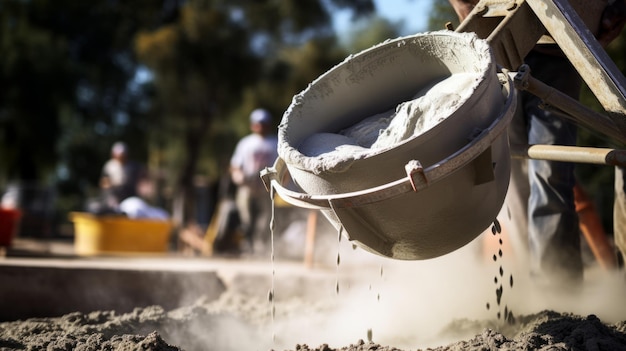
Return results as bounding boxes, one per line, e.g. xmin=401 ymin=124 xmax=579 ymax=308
xmin=456 ymin=0 xmax=626 ymax=147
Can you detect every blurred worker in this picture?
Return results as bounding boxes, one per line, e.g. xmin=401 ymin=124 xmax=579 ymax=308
xmin=449 ymin=0 xmax=626 ymax=286
xmin=100 ymin=141 xmax=145 ymax=208
xmin=230 ymin=108 xmax=279 ymax=253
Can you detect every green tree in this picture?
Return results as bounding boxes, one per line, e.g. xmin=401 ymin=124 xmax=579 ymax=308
xmin=133 ymin=0 xmax=375 ymax=226
xmin=342 ymin=16 xmax=400 ymax=53
xmin=0 ymin=1 xmax=172 ymax=232
xmin=428 ymin=0 xmax=458 ymax=30
xmin=0 ymin=0 xmax=376 ymax=234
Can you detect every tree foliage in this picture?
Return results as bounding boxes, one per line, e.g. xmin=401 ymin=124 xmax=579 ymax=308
xmin=428 ymin=0 xmax=458 ymax=30
xmin=131 ymin=0 xmax=377 ymax=224
xmin=0 ymin=1 xmax=173 ymax=209
xmin=0 ymin=0 xmax=377 ymax=230
xmin=3 ymin=0 xmax=623 ymax=234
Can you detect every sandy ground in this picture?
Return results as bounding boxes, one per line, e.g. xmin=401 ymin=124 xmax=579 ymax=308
xmin=3 ymin=219 xmax=626 ymax=350
xmin=2 ymin=292 xmax=626 ymax=351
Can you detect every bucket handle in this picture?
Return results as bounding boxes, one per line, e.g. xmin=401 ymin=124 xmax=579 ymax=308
xmin=260 ymin=72 xmax=517 ymax=211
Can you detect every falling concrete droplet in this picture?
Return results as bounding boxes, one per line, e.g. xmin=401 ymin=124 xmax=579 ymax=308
xmin=494 ymin=219 xmax=502 ymax=233
xmin=496 ymin=285 xmax=503 ymax=305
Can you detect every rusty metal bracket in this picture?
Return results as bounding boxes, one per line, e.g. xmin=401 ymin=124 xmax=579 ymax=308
xmin=513 ymin=64 xmax=530 ymax=91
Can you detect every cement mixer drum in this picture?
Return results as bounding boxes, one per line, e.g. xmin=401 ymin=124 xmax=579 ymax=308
xmin=265 ymin=31 xmax=517 ymax=260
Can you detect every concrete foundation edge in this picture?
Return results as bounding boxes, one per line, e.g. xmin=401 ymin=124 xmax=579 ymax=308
xmin=0 ymin=265 xmax=226 ymax=322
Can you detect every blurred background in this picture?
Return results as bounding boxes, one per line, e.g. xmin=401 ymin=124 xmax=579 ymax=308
xmin=0 ymin=0 xmax=624 ymax=243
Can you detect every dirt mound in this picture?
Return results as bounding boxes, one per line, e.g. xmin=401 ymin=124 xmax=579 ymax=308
xmin=1 ymin=291 xmax=625 ymax=351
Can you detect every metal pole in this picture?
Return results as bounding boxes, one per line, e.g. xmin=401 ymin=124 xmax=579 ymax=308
xmin=526 ymin=0 xmax=626 ymax=135
xmin=510 ymin=144 xmax=626 ymax=166
xmin=514 ymin=67 xmax=626 ymax=145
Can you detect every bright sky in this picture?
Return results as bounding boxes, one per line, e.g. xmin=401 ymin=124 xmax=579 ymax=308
xmin=333 ymin=0 xmax=433 ymax=37
xmin=373 ymin=0 xmax=433 ymax=34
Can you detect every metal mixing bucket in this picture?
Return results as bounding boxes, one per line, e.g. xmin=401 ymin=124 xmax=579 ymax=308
xmin=261 ymin=31 xmax=517 ymax=260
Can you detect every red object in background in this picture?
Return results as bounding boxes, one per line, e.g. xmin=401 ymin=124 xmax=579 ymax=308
xmin=0 ymin=208 xmax=21 ymax=247
xmin=574 ymin=184 xmax=617 ymax=270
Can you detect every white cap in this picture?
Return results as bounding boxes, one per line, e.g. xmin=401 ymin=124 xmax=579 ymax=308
xmin=112 ymin=141 xmax=128 ymax=156
xmin=250 ymin=108 xmax=272 ymax=125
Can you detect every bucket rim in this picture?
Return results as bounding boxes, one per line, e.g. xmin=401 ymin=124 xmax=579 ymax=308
xmin=277 ymin=30 xmax=497 ymax=174
xmin=262 ymin=72 xmax=517 ymax=210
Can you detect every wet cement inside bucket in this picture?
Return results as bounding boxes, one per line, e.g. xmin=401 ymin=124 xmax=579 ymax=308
xmin=297 ymin=72 xmax=481 ymax=169
xmin=276 ymin=31 xmax=511 ymax=260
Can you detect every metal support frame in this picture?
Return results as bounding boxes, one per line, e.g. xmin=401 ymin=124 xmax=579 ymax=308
xmin=512 ymin=66 xmax=626 ymax=144
xmin=456 ymin=0 xmax=626 ymax=148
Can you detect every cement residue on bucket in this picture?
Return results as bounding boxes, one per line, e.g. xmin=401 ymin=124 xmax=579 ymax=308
xmin=297 ymin=72 xmax=481 ymax=167
xmin=273 ymin=31 xmax=509 ymax=260
xmin=278 ymin=31 xmax=494 ymax=176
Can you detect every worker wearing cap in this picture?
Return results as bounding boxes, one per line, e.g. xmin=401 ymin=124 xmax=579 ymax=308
xmin=230 ymin=108 xmax=279 ymax=253
xmin=100 ymin=141 xmax=145 ymax=207
xmin=449 ymin=0 xmax=626 ymax=287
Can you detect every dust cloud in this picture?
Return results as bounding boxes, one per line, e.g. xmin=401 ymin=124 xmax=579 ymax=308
xmin=266 ymin=211 xmax=626 ymax=350
xmin=269 ymin=227 xmax=495 ymax=350
xmin=3 ymin=210 xmax=626 ymax=350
